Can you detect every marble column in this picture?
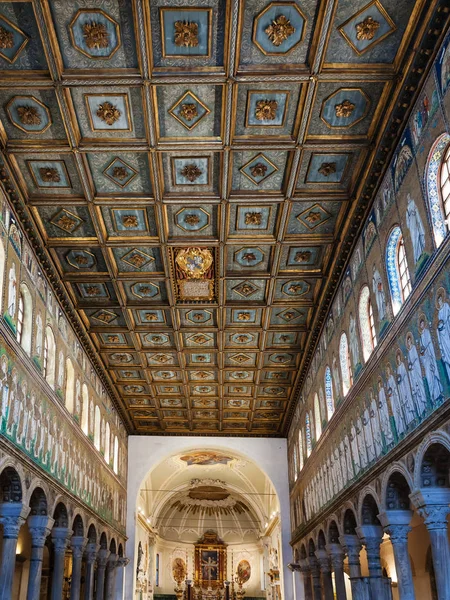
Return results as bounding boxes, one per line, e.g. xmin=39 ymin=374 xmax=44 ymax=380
xmin=288 ymin=562 xmax=306 ymax=600
xmin=299 ymin=559 xmax=313 ymax=600
xmin=70 ymin=536 xmax=87 ymax=600
xmin=410 ymin=489 xmax=450 ymax=600
xmin=26 ymin=515 xmax=54 ymax=600
xmin=96 ymin=548 xmax=111 ymax=600
xmin=378 ymin=510 xmax=415 ymax=600
xmin=51 ymin=527 xmax=71 ymax=600
xmin=105 ymin=553 xmax=118 ymax=599
xmin=339 ymin=534 xmax=363 ymax=599
xmin=0 ymin=502 xmax=30 ymax=598
xmin=315 ymin=549 xmax=334 ymax=600
xmin=115 ymin=557 xmax=129 ymax=600
xmin=356 ymin=524 xmax=388 ymax=600
xmin=307 ymin=555 xmax=322 ymax=600
xmin=326 ymin=543 xmax=347 ymax=600
xmin=84 ymin=543 xmax=100 ymax=600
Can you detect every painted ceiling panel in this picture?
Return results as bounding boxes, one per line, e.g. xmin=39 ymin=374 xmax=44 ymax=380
xmin=0 ymin=0 xmax=436 ymax=434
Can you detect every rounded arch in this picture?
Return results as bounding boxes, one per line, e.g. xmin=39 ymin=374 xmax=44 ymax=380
xmin=29 ymin=487 xmax=48 ymax=516
xmin=384 ymin=471 xmax=412 ymax=511
xmin=0 ymin=465 xmax=23 ymax=502
xmin=44 ymin=325 xmax=56 ymax=389
xmin=87 ymin=523 xmax=97 ymax=544
xmin=72 ymin=513 xmax=84 ymax=537
xmin=413 ymin=431 xmax=450 ymax=488
xmin=53 ymin=502 xmax=69 ymax=528
xmin=18 ymin=282 xmax=33 ymax=355
xmin=110 ymin=537 xmax=117 ymax=555
xmin=94 ymin=405 xmax=101 ymax=450
xmin=81 ymin=383 xmax=89 ymax=435
xmin=324 ymin=365 xmax=334 ymax=419
xmin=99 ymin=531 xmax=108 ymax=550
xmin=118 ymin=543 xmax=124 ymax=558
xmin=342 ymin=507 xmax=358 ymax=535
xmin=381 ymin=463 xmax=414 ymax=511
xmin=300 ymin=543 xmax=307 ymax=560
xmin=360 ymin=493 xmax=382 ymax=525
xmin=425 ymin=132 xmax=450 ymax=247
xmin=339 ymin=331 xmax=352 ymax=395
xmin=317 ymin=529 xmax=326 ymax=550
xmin=65 ymin=358 xmax=75 ymax=413
xmin=113 ymin=435 xmax=119 ymax=474
xmin=26 ymin=478 xmax=51 ymax=508
xmin=313 ymin=393 xmax=322 ymax=441
xmin=105 ymin=421 xmax=111 ymax=464
xmin=386 ymin=224 xmax=411 ymax=316
xmin=357 ymin=485 xmax=381 ymax=525
xmin=358 ymin=284 xmax=377 ymax=361
xmin=327 ymin=519 xmax=341 ymax=544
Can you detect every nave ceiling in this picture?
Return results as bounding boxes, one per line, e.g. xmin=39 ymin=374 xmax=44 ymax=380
xmin=0 ymin=0 xmax=445 ymax=435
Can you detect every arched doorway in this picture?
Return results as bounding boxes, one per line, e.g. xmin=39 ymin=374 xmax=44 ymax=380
xmin=125 ymin=437 xmax=292 ymax=599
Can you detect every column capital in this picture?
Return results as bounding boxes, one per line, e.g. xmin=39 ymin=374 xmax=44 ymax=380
xmin=410 ymin=488 xmax=450 ymax=530
xmin=107 ymin=552 xmax=118 ymax=569
xmin=315 ymin=548 xmax=331 ymax=573
xmin=378 ymin=509 xmax=412 ymax=542
xmin=0 ymin=502 xmax=30 ymax=538
xmin=117 ymin=556 xmax=130 ymax=568
xmin=339 ymin=534 xmax=361 ymax=562
xmin=85 ymin=542 xmax=100 ymax=563
xmin=97 ymin=548 xmax=111 ymax=568
xmin=51 ymin=526 xmax=71 ymax=553
xmin=28 ymin=515 xmax=54 ymax=547
xmin=326 ymin=543 xmax=344 ymax=567
xmin=298 ymin=558 xmax=310 ymax=574
xmin=71 ymin=536 xmax=87 ymax=560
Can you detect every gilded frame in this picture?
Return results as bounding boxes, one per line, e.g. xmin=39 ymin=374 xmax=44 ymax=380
xmin=68 ymin=8 xmax=122 ymax=60
xmin=319 ymin=88 xmax=371 ymax=130
xmin=252 ymin=2 xmax=307 ymax=57
xmin=27 ymin=160 xmax=72 ymax=190
xmin=6 ymin=95 xmax=52 ymax=134
xmin=84 ymin=92 xmax=132 ymax=132
xmin=239 ymin=152 xmax=279 ymax=185
xmin=244 ymin=90 xmax=290 ymax=128
xmin=159 ymin=7 xmax=213 ymax=59
xmin=170 ymin=155 xmax=211 ymax=187
xmin=102 ymin=157 xmax=138 ymax=188
xmin=0 ymin=15 xmax=29 ymax=64
xmin=168 ymin=90 xmax=211 ymax=132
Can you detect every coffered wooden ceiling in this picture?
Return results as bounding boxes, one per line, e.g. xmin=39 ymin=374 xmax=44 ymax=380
xmin=0 ymin=0 xmax=443 ymax=435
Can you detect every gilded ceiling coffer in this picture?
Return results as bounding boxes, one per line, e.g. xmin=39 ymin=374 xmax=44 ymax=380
xmin=335 ymin=99 xmax=356 ymax=118
xmin=255 ymin=99 xmax=278 ymax=121
xmin=0 ymin=25 xmax=13 ymax=49
xmin=174 ymin=20 xmax=199 ymax=47
xmin=180 ymin=103 xmax=198 ymax=121
xmin=121 ymin=215 xmax=138 ymax=228
xmin=112 ymin=166 xmax=128 ymax=180
xmin=318 ymin=162 xmax=337 ymax=177
xmin=40 ymin=167 xmax=60 ymax=183
xmin=355 ymin=16 xmax=380 ymax=41
xmin=83 ymin=21 xmax=110 ymax=49
xmin=294 ymin=250 xmax=312 ymax=263
xmin=174 ymin=247 xmax=216 ymax=302
xmin=251 ymin=162 xmax=268 ymax=178
xmin=181 ymin=164 xmax=202 ymax=182
xmin=265 ymin=15 xmax=296 ymax=46
xmin=96 ymin=101 xmax=121 ymax=125
xmin=244 ymin=212 xmax=262 ymax=225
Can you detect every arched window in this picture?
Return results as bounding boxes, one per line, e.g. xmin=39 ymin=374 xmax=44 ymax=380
xmin=81 ymin=384 xmax=89 ymax=435
xmin=386 ymin=226 xmax=411 ymax=316
xmin=65 ymin=358 xmax=75 ymax=413
xmin=105 ymin=422 xmax=111 ymax=464
xmin=298 ymin=430 xmax=304 ymax=471
xmin=43 ymin=326 xmax=56 ymax=388
xmin=324 ymin=366 xmax=334 ymax=419
xmin=293 ymin=444 xmax=298 ymax=481
xmin=426 ymin=133 xmax=450 ymax=247
xmin=0 ymin=240 xmax=5 ymax=314
xmin=94 ymin=405 xmax=101 ymax=450
xmin=339 ymin=332 xmax=352 ymax=396
xmin=358 ymin=285 xmax=377 ymax=361
xmin=305 ymin=413 xmax=312 ymax=457
xmin=113 ymin=436 xmax=119 ymax=474
xmin=314 ymin=393 xmax=322 ymax=440
xmin=17 ymin=284 xmax=32 ymax=355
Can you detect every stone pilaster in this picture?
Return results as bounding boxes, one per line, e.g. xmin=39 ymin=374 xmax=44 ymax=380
xmin=50 ymin=526 xmax=71 ymax=600
xmin=115 ymin=557 xmax=130 ymax=600
xmin=26 ymin=515 xmax=54 ymax=600
xmin=378 ymin=510 xmax=415 ymax=600
xmin=410 ymin=489 xmax=450 ymax=600
xmin=356 ymin=525 xmax=390 ymax=600
xmin=0 ymin=502 xmax=30 ymax=598
xmin=70 ymin=536 xmax=87 ymax=600
xmin=96 ymin=548 xmax=111 ymax=600
xmin=339 ymin=534 xmax=362 ymax=599
xmin=315 ymin=549 xmax=334 ymax=600
xmin=84 ymin=542 xmax=100 ymax=600
xmin=326 ymin=543 xmax=347 ymax=600
xmin=105 ymin=553 xmax=118 ymax=599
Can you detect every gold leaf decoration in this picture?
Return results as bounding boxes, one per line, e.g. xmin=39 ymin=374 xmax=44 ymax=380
xmin=250 ymin=162 xmax=268 ymax=178
xmin=96 ymin=101 xmax=121 ymax=126
xmin=244 ymin=212 xmax=262 ymax=226
xmin=54 ymin=215 xmax=76 ymax=232
xmin=294 ymin=250 xmax=312 ymax=263
xmin=318 ymin=162 xmax=337 ymax=177
xmin=355 ymin=16 xmax=380 ymax=41
xmin=181 ymin=164 xmax=202 ymax=182
xmin=17 ymin=105 xmax=41 ymax=126
xmin=0 ymin=26 xmax=14 ymax=49
xmin=335 ymin=99 xmax=355 ymax=118
xmin=255 ymin=99 xmax=278 ymax=121
xmin=83 ymin=21 xmax=109 ymax=49
xmin=265 ymin=15 xmax=295 ymax=46
xmin=180 ymin=103 xmax=198 ymax=122
xmin=184 ymin=213 xmax=200 ymax=226
xmin=121 ymin=215 xmax=138 ymax=228
xmin=112 ymin=166 xmax=128 ymax=180
xmin=304 ymin=210 xmax=322 ymax=224
xmin=174 ymin=20 xmax=199 ymax=48
xmin=39 ymin=167 xmax=60 ymax=183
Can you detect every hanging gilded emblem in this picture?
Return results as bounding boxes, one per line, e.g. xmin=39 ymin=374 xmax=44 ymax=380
xmin=176 ymin=247 xmax=213 ymax=279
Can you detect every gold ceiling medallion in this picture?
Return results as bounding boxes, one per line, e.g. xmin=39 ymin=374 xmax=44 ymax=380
xmin=173 ymin=248 xmax=216 ymax=302
xmin=96 ymin=101 xmax=121 ymax=125
xmin=0 ymin=25 xmax=13 ymax=49
xmin=121 ymin=215 xmax=138 ymax=228
xmin=17 ymin=105 xmax=41 ymax=126
xmin=318 ymin=162 xmax=337 ymax=177
xmin=294 ymin=250 xmax=312 ymax=263
xmin=265 ymin=15 xmax=295 ymax=46
xmin=184 ymin=213 xmax=200 ymax=225
xmin=355 ymin=16 xmax=380 ymax=40
xmin=83 ymin=21 xmax=109 ymax=49
xmin=251 ymin=162 xmax=268 ymax=178
xmin=112 ymin=166 xmax=128 ymax=180
xmin=174 ymin=20 xmax=199 ymax=47
xmin=181 ymin=163 xmax=202 ymax=182
xmin=304 ymin=210 xmax=322 ymax=224
xmin=53 ymin=214 xmax=76 ymax=232
xmin=180 ymin=103 xmax=198 ymax=121
xmin=335 ymin=99 xmax=355 ymax=118
xmin=255 ymin=99 xmax=278 ymax=121
xmin=40 ymin=167 xmax=60 ymax=183
xmin=244 ymin=212 xmax=262 ymax=226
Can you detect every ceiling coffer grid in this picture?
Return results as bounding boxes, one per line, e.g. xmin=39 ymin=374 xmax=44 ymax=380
xmin=0 ymin=0 xmax=435 ymax=435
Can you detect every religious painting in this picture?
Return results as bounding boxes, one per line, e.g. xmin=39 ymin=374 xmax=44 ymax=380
xmin=179 ymin=451 xmax=233 ymax=466
xmin=194 ymin=531 xmax=226 ymax=589
xmin=237 ymin=560 xmax=251 ymax=584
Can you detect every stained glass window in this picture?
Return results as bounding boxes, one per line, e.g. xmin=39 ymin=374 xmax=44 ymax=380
xmin=305 ymin=413 xmax=312 ymax=456
xmin=386 ymin=226 xmax=411 ymax=316
xmin=359 ymin=285 xmax=377 ymax=361
xmin=324 ymin=366 xmax=334 ymax=419
xmin=339 ymin=332 xmax=352 ymax=396
xmin=426 ymin=133 xmax=450 ymax=247
xmin=314 ymin=393 xmax=322 ymax=440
